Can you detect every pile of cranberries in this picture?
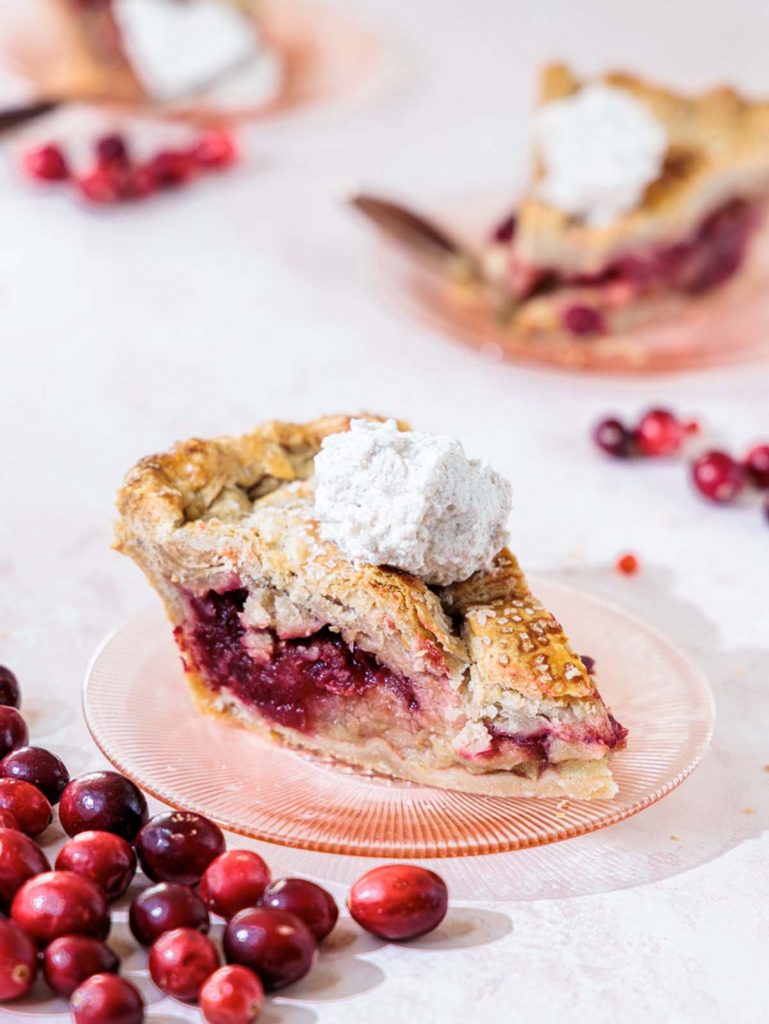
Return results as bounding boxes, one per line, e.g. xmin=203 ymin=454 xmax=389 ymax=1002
xmin=22 ymin=129 xmax=238 ymax=206
xmin=0 ymin=663 xmax=449 ymax=1023
xmin=593 ymin=407 xmax=769 ymax=520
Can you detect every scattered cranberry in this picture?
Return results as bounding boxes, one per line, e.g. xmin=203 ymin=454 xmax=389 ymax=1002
xmin=0 ymin=918 xmax=38 ymax=1000
xmin=1 ymin=746 xmax=69 ymax=804
xmin=261 ymin=878 xmax=338 ymax=942
xmin=95 ymin=132 xmax=129 ymax=168
xmin=691 ymin=450 xmax=746 ymax=504
xmin=192 ymin=130 xmax=238 ymax=170
xmin=23 ymin=143 xmax=69 ymax=182
xmin=200 ymin=965 xmax=264 ymax=1024
xmin=616 ymin=553 xmax=640 ymax=576
xmin=637 ymin=408 xmax=684 ymax=457
xmin=136 ymin=810 xmax=225 ymax=886
xmin=59 ymin=771 xmax=148 ymax=841
xmin=70 ymin=973 xmax=144 ymax=1024
xmin=744 ymin=443 xmax=769 ymax=489
xmin=12 ymin=870 xmax=109 ymax=944
xmin=122 ymin=164 xmax=157 ymax=200
xmin=0 ymin=778 xmax=51 ymax=836
xmin=348 ymin=865 xmax=448 ymax=941
xmin=0 ymin=810 xmax=19 ymax=830
xmin=199 ymin=849 xmax=270 ymax=920
xmin=0 ymin=826 xmax=50 ymax=911
xmin=148 ymin=149 xmax=196 ymax=189
xmin=562 ymin=304 xmax=606 ymax=337
xmin=129 ymin=881 xmax=210 ymax=947
xmin=0 ymin=708 xmax=28 ymax=759
xmin=224 ymin=907 xmax=316 ymax=991
xmin=0 ymin=668 xmax=20 ymax=709
xmin=76 ymin=166 xmax=123 ymax=205
xmin=56 ymin=831 xmax=136 ymax=902
xmin=491 ymin=212 xmax=516 ymax=244
xmin=592 ymin=417 xmax=636 ymax=458
xmin=148 ymin=927 xmax=219 ymax=1002
xmin=43 ymin=935 xmax=120 ymax=996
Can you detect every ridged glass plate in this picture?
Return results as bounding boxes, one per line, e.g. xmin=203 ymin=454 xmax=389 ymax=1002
xmin=84 ymin=578 xmax=714 ymax=858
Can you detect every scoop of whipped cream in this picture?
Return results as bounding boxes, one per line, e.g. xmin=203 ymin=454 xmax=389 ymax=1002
xmin=535 ymin=82 xmax=667 ymax=227
xmin=314 ymin=420 xmax=512 ymax=586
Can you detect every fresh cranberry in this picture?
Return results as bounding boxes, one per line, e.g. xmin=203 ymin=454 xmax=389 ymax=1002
xmin=491 ymin=213 xmax=516 ymax=244
xmin=129 ymin=881 xmax=210 ymax=946
xmin=0 ymin=778 xmax=51 ymax=836
xmin=23 ymin=143 xmax=69 ymax=182
xmin=95 ymin=132 xmax=129 ymax=168
xmin=348 ymin=865 xmax=448 ymax=941
xmin=223 ymin=907 xmax=316 ymax=991
xmin=70 ymin=974 xmax=144 ymax=1024
xmin=56 ymin=831 xmax=136 ymax=902
xmin=616 ymin=553 xmax=640 ymax=575
xmin=637 ymin=408 xmax=684 ymax=457
xmin=11 ymin=870 xmax=109 ymax=944
xmin=76 ymin=166 xmax=123 ymax=205
xmin=744 ymin=443 xmax=769 ymax=489
xmin=136 ymin=811 xmax=225 ymax=886
xmin=691 ymin=450 xmax=746 ymax=504
xmin=1 ymin=746 xmax=69 ymax=804
xmin=200 ymin=965 xmax=264 ymax=1024
xmin=0 ymin=918 xmax=38 ymax=1000
xmin=199 ymin=850 xmax=270 ymax=920
xmin=0 ymin=708 xmax=28 ymax=759
xmin=0 ymin=827 xmax=50 ymax=911
xmin=43 ymin=935 xmax=120 ymax=996
xmin=0 ymin=810 xmax=19 ymax=830
xmin=148 ymin=927 xmax=219 ymax=1002
xmin=192 ymin=130 xmax=238 ymax=170
xmin=261 ymin=878 xmax=338 ymax=942
xmin=59 ymin=771 xmax=148 ymax=841
xmin=122 ymin=164 xmax=157 ymax=200
xmin=148 ymin=149 xmax=195 ymax=189
xmin=0 ymin=668 xmax=20 ymax=709
xmin=592 ymin=417 xmax=636 ymax=458
xmin=562 ymin=304 xmax=606 ymax=337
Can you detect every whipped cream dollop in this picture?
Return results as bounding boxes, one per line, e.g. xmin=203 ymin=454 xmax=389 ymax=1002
xmin=314 ymin=420 xmax=512 ymax=586
xmin=535 ymin=82 xmax=667 ymax=227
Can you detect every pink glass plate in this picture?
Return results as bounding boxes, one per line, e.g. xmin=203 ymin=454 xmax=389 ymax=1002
xmin=84 ymin=578 xmax=714 ymax=859
xmin=368 ymin=190 xmax=769 ymax=373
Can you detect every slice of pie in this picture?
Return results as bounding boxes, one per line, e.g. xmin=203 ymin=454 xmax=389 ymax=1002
xmin=486 ymin=64 xmax=769 ymax=338
xmin=115 ymin=415 xmax=627 ymax=799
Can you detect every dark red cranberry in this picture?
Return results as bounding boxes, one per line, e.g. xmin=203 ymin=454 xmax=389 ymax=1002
xmin=0 ymin=778 xmax=51 ymax=836
xmin=148 ymin=149 xmax=195 ymax=189
xmin=744 ymin=443 xmax=769 ymax=489
xmin=129 ymin=881 xmax=210 ymax=946
xmin=192 ymin=130 xmax=238 ymax=170
xmin=0 ymin=668 xmax=20 ymax=709
xmin=261 ymin=878 xmax=338 ymax=942
xmin=23 ymin=143 xmax=69 ymax=182
xmin=122 ymin=164 xmax=157 ymax=200
xmin=136 ymin=811 xmax=225 ymax=886
xmin=0 ymin=708 xmax=28 ymax=759
xmin=43 ymin=935 xmax=120 ymax=996
xmin=0 ymin=810 xmax=19 ymax=830
xmin=59 ymin=771 xmax=148 ymax=841
xmin=199 ymin=850 xmax=270 ymax=920
xmin=224 ymin=907 xmax=316 ymax=991
xmin=0 ymin=918 xmax=38 ymax=1000
xmin=55 ymin=831 xmax=136 ymax=902
xmin=1 ymin=746 xmax=69 ymax=804
xmin=70 ymin=973 xmax=144 ymax=1024
xmin=200 ymin=964 xmax=264 ymax=1024
xmin=592 ymin=417 xmax=636 ymax=458
xmin=491 ymin=212 xmax=516 ymax=244
xmin=580 ymin=654 xmax=596 ymax=675
xmin=348 ymin=865 xmax=448 ymax=941
xmin=95 ymin=132 xmax=129 ymax=168
xmin=637 ymin=408 xmax=684 ymax=457
xmin=76 ymin=166 xmax=123 ymax=204
xmin=11 ymin=870 xmax=109 ymax=944
xmin=691 ymin=450 xmax=746 ymax=504
xmin=562 ymin=304 xmax=606 ymax=337
xmin=0 ymin=826 xmax=50 ymax=911
xmin=148 ymin=927 xmax=219 ymax=1002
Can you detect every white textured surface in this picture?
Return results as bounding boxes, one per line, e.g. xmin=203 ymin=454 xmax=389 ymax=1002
xmin=0 ymin=0 xmax=768 ymax=1022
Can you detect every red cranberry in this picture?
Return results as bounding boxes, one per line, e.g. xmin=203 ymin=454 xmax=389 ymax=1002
xmin=491 ymin=212 xmax=516 ymax=243
xmin=199 ymin=849 xmax=270 ymax=920
xmin=562 ymin=304 xmax=606 ymax=337
xmin=23 ymin=143 xmax=69 ymax=182
xmin=0 ymin=668 xmax=20 ymax=709
xmin=43 ymin=935 xmax=120 ymax=996
xmin=59 ymin=771 xmax=148 ymax=841
xmin=0 ymin=778 xmax=51 ymax=836
xmin=744 ymin=443 xmax=769 ymax=489
xmin=129 ymin=881 xmax=209 ymax=946
xmin=56 ymin=831 xmax=136 ymax=902
xmin=616 ymin=552 xmax=640 ymax=576
xmin=261 ymin=878 xmax=338 ymax=942
xmin=592 ymin=417 xmax=637 ymax=458
xmin=0 ymin=810 xmax=19 ymax=830
xmin=11 ymin=870 xmax=109 ymax=944
xmin=148 ymin=149 xmax=195 ymax=189
xmin=348 ymin=865 xmax=448 ymax=941
xmin=76 ymin=166 xmax=123 ymax=204
xmin=148 ymin=927 xmax=219 ymax=1002
xmin=223 ymin=907 xmax=316 ymax=991
xmin=0 ymin=918 xmax=38 ymax=1000
xmin=122 ymin=164 xmax=157 ymax=200
xmin=0 ymin=826 xmax=50 ymax=911
xmin=1 ymin=746 xmax=69 ymax=804
xmin=136 ymin=811 xmax=225 ymax=886
xmin=70 ymin=974 xmax=144 ymax=1024
xmin=637 ymin=408 xmax=684 ymax=457
xmin=0 ymin=708 xmax=28 ymax=759
xmin=192 ymin=130 xmax=238 ymax=170
xmin=95 ymin=132 xmax=129 ymax=168
xmin=691 ymin=450 xmax=746 ymax=504
xmin=200 ymin=965 xmax=264 ymax=1024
